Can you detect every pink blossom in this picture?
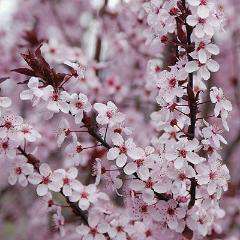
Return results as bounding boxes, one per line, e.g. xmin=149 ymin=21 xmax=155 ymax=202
xmin=28 ymin=163 xmax=62 ymax=196
xmin=94 ymin=101 xmax=125 ymax=126
xmin=8 ymin=157 xmax=34 ymax=187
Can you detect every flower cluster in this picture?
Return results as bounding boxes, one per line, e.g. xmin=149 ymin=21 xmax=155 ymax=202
xmin=141 ymin=0 xmax=231 ymax=237
xmin=0 ymin=0 xmax=235 ymax=240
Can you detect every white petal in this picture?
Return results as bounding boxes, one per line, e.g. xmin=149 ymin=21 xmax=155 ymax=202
xmin=76 ymin=224 xmax=90 ymax=235
xmin=138 ymin=166 xmax=150 ymax=181
xmin=63 ymin=185 xmax=72 ymax=196
xmin=206 ymin=44 xmax=220 ymax=55
xmin=116 ymin=154 xmax=127 ymax=168
xmin=204 ymin=23 xmax=214 ymax=37
xmin=124 ymin=162 xmax=137 ymax=175
xmin=28 ymin=77 xmax=39 ymax=88
xmin=174 ymin=158 xmax=184 ymax=169
xmin=8 ymin=174 xmax=17 ymax=185
xmin=199 ymin=66 xmax=211 ymax=80
xmin=207 ymin=59 xmax=220 ymax=72
xmin=197 ymin=5 xmax=209 ymax=19
xmin=60 ymin=102 xmax=70 ymax=113
xmin=186 ymin=15 xmax=198 ymax=26
xmin=78 ymin=199 xmax=90 ymax=210
xmin=47 ymin=101 xmax=60 ymax=112
xmin=18 ymin=174 xmax=28 ymax=187
xmin=198 ymin=49 xmax=207 ymax=64
xmin=39 ymin=163 xmax=52 ymax=177
xmin=207 ymin=182 xmax=217 ymax=195
xmin=111 ymin=133 xmax=124 ymax=146
xmin=48 ymin=181 xmax=61 ymax=192
xmin=185 ymin=61 xmax=199 ymax=73
xmin=194 ymin=24 xmax=205 ymax=38
xmin=107 ymin=147 xmax=120 ymax=160
xmin=94 ymin=103 xmax=107 ymax=113
xmin=127 ymin=147 xmax=145 ymax=160
xmin=28 ymin=173 xmax=42 ymax=185
xmin=67 ymin=167 xmax=78 ymax=179
xmin=187 ymin=0 xmax=200 ymax=6
xmin=20 ymin=90 xmax=34 ymax=100
xmin=153 ymin=181 xmax=171 ymax=193
xmin=36 ymin=184 xmax=48 ymax=196
xmin=74 ymin=112 xmax=83 ymax=124
xmin=0 ymin=97 xmax=11 ymax=107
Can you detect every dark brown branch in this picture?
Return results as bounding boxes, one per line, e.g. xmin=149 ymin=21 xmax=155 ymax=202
xmin=94 ymin=0 xmax=109 ymax=77
xmin=17 ymin=146 xmax=88 ymax=224
xmin=82 ymin=114 xmax=171 ymax=202
xmin=179 ymin=0 xmax=198 ymax=210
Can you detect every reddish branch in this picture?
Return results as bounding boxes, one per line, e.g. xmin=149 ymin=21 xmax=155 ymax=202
xmin=12 ymin=45 xmax=74 ymax=90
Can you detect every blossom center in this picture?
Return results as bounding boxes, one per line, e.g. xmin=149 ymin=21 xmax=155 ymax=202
xmin=179 ymin=149 xmax=187 ymax=158
xmin=197 ymin=41 xmax=205 ymax=51
xmin=209 ymin=171 xmax=216 ymax=179
xmin=168 ymin=78 xmax=177 ymax=88
xmin=145 ymin=230 xmax=152 ymax=237
xmin=15 ymin=167 xmax=22 ymax=175
xmin=116 ymin=85 xmax=122 ymax=91
xmin=140 ymin=205 xmax=148 ymax=213
xmin=63 ymin=177 xmax=70 ymax=185
xmin=207 ymin=146 xmax=213 ymax=154
xmin=114 ymin=128 xmax=122 ymax=134
xmin=198 ymin=218 xmax=204 ymax=225
xmin=135 ymin=159 xmax=144 ymax=167
xmin=106 ymin=110 xmax=113 ymax=118
xmin=76 ymin=145 xmax=83 ymax=153
xmin=167 ymin=207 xmax=175 ymax=216
xmin=4 ymin=121 xmax=12 ymax=129
xmin=75 ymin=101 xmax=83 ymax=109
xmin=107 ymin=78 xmax=115 ymax=86
xmin=145 ymin=179 xmax=154 ymax=188
xmin=42 ymin=176 xmax=50 ymax=184
xmin=2 ymin=141 xmax=8 ymax=149
xmin=170 ymin=119 xmax=177 ymax=126
xmin=155 ymin=66 xmax=161 ymax=72
xmin=50 ymin=48 xmax=56 ymax=54
xmin=52 ymin=93 xmax=59 ymax=101
xmin=216 ymin=95 xmax=222 ymax=102
xmin=161 ymin=35 xmax=168 ymax=43
xmin=116 ymin=226 xmax=124 ymax=232
xmin=198 ymin=18 xmax=206 ymax=24
xmin=81 ymin=191 xmax=88 ymax=199
xmin=179 ymin=173 xmax=187 ymax=180
xmin=170 ymin=131 xmax=176 ymax=139
xmin=119 ymin=145 xmax=127 ymax=154
xmin=64 ymin=128 xmax=71 ymax=136
xmin=90 ymin=228 xmax=98 ymax=236
xmin=169 ymin=7 xmax=179 ymax=16
xmin=22 ymin=128 xmax=30 ymax=134
xmin=200 ymin=0 xmax=207 ymax=5
xmin=48 ymin=200 xmax=54 ymax=207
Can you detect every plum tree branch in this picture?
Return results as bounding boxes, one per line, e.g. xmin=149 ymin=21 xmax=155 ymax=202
xmin=17 ymin=146 xmax=88 ymax=224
